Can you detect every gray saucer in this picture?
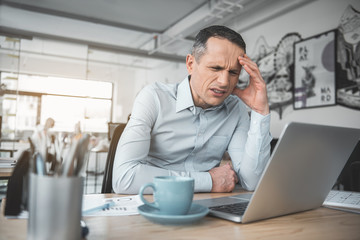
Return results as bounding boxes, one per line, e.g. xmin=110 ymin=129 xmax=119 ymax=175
xmin=138 ymin=203 xmax=209 ymax=225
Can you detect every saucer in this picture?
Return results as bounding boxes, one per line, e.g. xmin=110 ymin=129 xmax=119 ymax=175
xmin=138 ymin=203 xmax=209 ymax=225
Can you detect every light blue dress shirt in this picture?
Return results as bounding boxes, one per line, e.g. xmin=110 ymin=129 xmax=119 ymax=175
xmin=112 ymin=77 xmax=272 ymax=194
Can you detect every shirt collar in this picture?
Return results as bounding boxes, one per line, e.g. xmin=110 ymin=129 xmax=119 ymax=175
xmin=176 ymin=76 xmax=195 ymax=113
xmin=176 ymin=76 xmax=230 ymax=115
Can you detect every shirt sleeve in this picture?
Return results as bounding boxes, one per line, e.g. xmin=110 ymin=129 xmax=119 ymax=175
xmin=112 ymin=86 xmax=213 ymax=194
xmin=228 ymin=109 xmax=272 ymax=191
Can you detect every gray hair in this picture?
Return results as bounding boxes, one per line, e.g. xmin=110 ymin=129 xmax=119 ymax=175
xmin=191 ymin=25 xmax=246 ymax=62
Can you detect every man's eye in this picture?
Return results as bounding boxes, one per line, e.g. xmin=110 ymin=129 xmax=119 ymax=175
xmin=229 ymin=71 xmax=239 ymax=76
xmin=211 ymin=67 xmax=222 ymax=71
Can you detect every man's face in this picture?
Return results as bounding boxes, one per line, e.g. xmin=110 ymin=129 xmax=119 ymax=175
xmin=186 ymin=37 xmax=245 ymax=109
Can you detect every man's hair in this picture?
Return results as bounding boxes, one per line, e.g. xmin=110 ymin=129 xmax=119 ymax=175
xmin=191 ymin=25 xmax=246 ymax=62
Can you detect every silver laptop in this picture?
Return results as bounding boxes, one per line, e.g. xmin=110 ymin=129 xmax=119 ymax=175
xmin=195 ymin=122 xmax=360 ymax=223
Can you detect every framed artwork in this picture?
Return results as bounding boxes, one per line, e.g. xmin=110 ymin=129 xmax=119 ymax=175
xmin=336 ymin=5 xmax=360 ymax=110
xmin=293 ymin=30 xmax=337 ymax=109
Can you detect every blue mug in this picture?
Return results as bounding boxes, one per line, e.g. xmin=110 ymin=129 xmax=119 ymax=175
xmin=139 ymin=176 xmax=194 ymax=215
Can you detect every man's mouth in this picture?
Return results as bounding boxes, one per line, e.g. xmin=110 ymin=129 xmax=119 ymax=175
xmin=211 ymin=88 xmax=226 ymax=95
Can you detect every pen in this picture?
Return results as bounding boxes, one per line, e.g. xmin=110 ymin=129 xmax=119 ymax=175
xmin=82 ymin=201 xmax=116 ymax=215
xmin=35 ymin=153 xmax=45 ymax=175
xmin=74 ymin=134 xmax=90 ymax=176
xmin=59 ymin=137 xmax=79 ymax=176
xmin=32 ymin=152 xmax=45 ymax=175
xmin=81 ymin=220 xmax=89 ymax=238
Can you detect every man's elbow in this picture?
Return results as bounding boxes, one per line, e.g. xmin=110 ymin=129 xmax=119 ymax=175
xmin=239 ymin=175 xmax=259 ymax=191
xmin=242 ymin=182 xmax=257 ymax=191
xmin=112 ymin=173 xmax=139 ymax=194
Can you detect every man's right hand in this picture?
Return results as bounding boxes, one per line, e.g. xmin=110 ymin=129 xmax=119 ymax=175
xmin=209 ymin=163 xmax=238 ymax=192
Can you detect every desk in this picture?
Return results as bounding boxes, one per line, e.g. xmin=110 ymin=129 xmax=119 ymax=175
xmin=1 ymin=188 xmax=360 ymax=240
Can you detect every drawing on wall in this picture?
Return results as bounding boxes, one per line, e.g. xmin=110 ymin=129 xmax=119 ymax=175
xmin=293 ymin=30 xmax=337 ymax=109
xmin=336 ymin=5 xmax=360 ymax=110
xmin=238 ymin=33 xmax=302 ymax=119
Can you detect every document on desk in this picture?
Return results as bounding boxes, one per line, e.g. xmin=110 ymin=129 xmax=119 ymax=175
xmin=7 ymin=195 xmax=143 ymax=219
xmin=82 ymin=195 xmax=143 ymax=216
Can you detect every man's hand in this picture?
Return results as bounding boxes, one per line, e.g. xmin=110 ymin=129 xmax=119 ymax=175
xmin=209 ymin=163 xmax=238 ymax=192
xmin=232 ymin=54 xmax=269 ymax=115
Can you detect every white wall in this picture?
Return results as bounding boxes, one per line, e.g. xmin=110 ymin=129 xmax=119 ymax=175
xmin=113 ymin=61 xmax=187 ymax=123
xmin=231 ymin=0 xmax=360 ymax=137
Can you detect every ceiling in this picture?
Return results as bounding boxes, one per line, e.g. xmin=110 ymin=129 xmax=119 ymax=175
xmin=0 ymin=0 xmax=314 ymax=67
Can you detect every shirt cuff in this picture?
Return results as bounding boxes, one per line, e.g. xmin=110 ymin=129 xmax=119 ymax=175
xmin=249 ymin=110 xmax=270 ymax=136
xmin=190 ymin=172 xmax=212 ymax=192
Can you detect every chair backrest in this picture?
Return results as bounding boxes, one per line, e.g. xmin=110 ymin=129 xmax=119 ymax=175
xmin=5 ymin=149 xmax=31 ymax=216
xmin=108 ymin=122 xmax=122 ymax=141
xmin=336 ymin=140 xmax=360 ymax=191
xmin=101 ymin=123 xmax=126 ymax=193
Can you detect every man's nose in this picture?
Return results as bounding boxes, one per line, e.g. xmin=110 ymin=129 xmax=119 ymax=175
xmin=217 ymin=71 xmax=230 ymax=87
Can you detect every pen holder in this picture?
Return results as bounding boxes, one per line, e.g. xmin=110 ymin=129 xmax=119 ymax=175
xmin=27 ymin=173 xmax=84 ymax=240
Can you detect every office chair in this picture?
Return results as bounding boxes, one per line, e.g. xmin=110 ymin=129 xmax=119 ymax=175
xmin=334 ymin=140 xmax=360 ymax=192
xmin=270 ymin=138 xmax=278 ymax=155
xmin=101 ymin=123 xmax=126 ymax=193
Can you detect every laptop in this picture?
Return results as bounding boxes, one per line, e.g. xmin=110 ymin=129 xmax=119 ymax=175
xmin=194 ymin=122 xmax=360 ymax=223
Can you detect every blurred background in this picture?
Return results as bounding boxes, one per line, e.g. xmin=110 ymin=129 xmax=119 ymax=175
xmin=0 ymin=0 xmax=359 ymax=195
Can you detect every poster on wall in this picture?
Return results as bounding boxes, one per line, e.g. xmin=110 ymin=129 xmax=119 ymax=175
xmin=293 ymin=30 xmax=337 ymax=109
xmin=238 ymin=33 xmax=302 ymax=119
xmin=336 ymin=5 xmax=360 ymax=110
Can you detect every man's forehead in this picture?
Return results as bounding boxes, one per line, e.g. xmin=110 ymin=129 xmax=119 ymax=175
xmin=203 ymin=50 xmax=243 ymax=69
xmin=206 ymin=37 xmax=245 ymax=53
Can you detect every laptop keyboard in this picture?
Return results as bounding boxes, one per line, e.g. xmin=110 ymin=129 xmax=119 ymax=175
xmin=323 ymin=190 xmax=360 ymax=210
xmin=209 ymin=201 xmax=249 ymax=215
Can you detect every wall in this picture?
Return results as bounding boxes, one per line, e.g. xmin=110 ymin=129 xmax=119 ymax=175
xmin=230 ymin=0 xmax=360 ymax=137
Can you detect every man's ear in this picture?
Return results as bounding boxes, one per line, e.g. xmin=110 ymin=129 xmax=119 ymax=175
xmin=186 ymin=54 xmax=194 ymax=74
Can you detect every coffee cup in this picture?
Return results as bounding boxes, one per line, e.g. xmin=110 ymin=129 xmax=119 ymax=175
xmin=139 ymin=176 xmax=194 ymax=215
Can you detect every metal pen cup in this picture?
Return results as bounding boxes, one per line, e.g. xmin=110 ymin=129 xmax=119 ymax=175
xmin=27 ymin=173 xmax=83 ymax=240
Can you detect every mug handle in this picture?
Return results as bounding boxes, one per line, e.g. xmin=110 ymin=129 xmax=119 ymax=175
xmin=139 ymin=183 xmax=159 ymax=209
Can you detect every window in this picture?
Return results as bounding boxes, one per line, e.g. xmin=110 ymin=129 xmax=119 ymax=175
xmin=0 ymin=72 xmax=113 ymax=140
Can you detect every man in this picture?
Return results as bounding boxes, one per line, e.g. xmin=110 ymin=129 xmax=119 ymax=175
xmin=113 ymin=25 xmax=272 ymax=194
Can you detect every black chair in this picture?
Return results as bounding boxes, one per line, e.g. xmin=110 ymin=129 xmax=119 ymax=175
xmin=270 ymin=138 xmax=278 ymax=155
xmin=5 ymin=149 xmax=31 ymax=216
xmin=101 ymin=123 xmax=126 ymax=193
xmin=335 ymin=140 xmax=360 ymax=192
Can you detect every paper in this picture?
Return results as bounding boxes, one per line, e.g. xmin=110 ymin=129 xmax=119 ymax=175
xmin=7 ymin=195 xmax=144 ymax=219
xmin=82 ymin=195 xmax=143 ymax=216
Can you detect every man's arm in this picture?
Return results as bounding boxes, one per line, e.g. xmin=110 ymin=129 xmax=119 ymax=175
xmin=230 ymin=110 xmax=272 ymax=191
xmin=208 ymin=163 xmax=238 ymax=192
xmin=230 ymin=54 xmax=272 ymax=190
xmin=208 ymin=108 xmax=271 ymax=192
xmin=112 ymin=119 xmax=213 ymax=194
